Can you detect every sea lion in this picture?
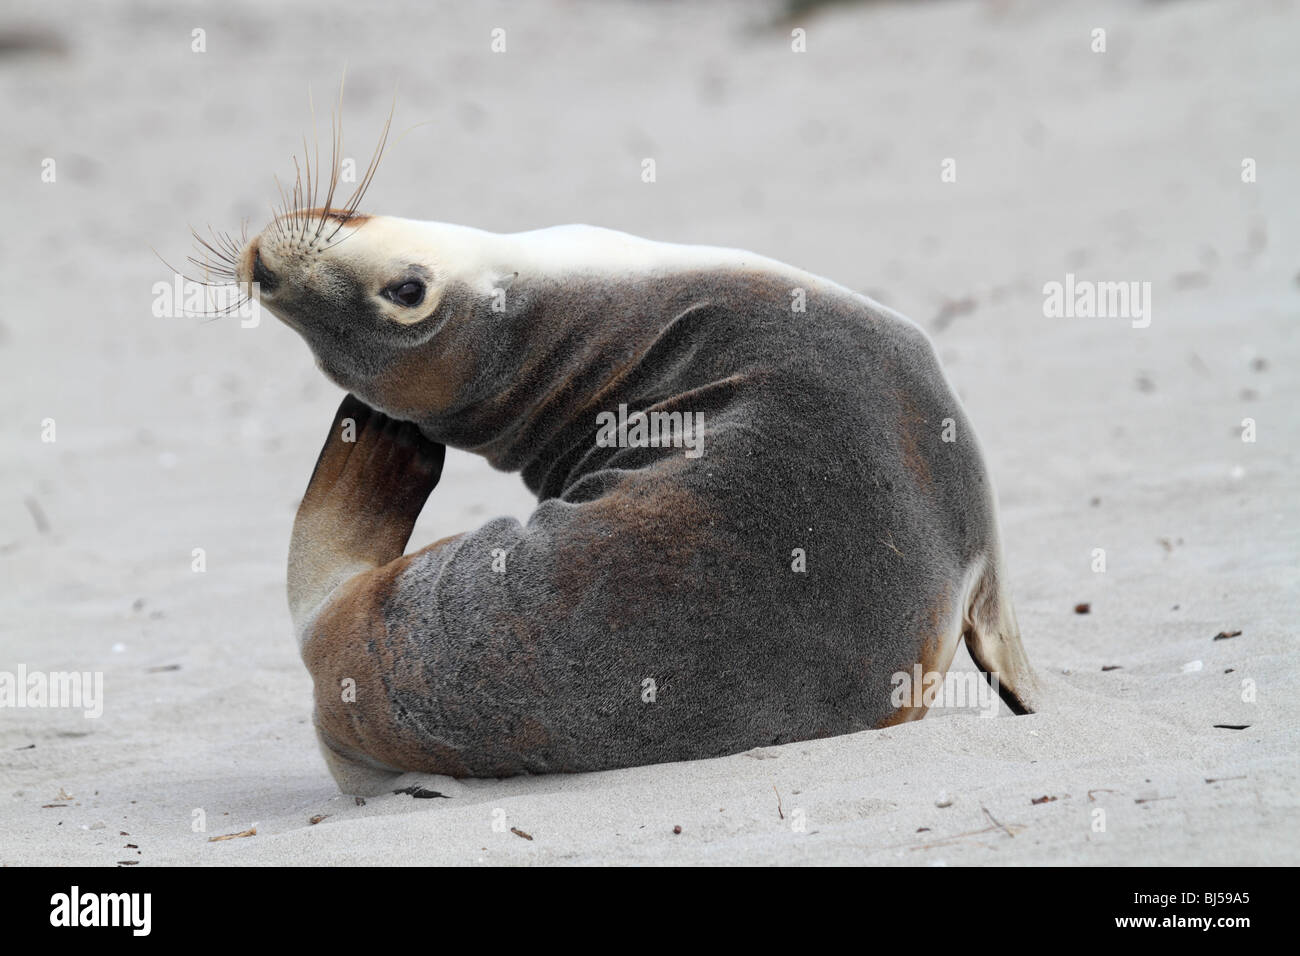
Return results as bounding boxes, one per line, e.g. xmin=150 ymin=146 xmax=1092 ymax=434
xmin=221 ymin=191 xmax=1042 ymax=796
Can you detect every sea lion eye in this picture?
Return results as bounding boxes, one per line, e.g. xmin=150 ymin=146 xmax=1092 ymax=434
xmin=383 ymin=279 xmax=425 ymax=308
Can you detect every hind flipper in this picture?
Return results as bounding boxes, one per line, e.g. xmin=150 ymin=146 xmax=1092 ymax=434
xmin=963 ymin=556 xmax=1043 ymax=715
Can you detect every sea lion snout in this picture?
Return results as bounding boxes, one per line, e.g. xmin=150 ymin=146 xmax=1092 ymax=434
xmin=251 ymin=243 xmax=278 ymax=293
xmin=237 ymin=236 xmax=279 ymax=295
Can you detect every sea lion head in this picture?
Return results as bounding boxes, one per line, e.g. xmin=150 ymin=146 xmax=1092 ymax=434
xmin=184 ymin=104 xmax=524 ymax=435
xmin=233 ymin=207 xmax=489 ymax=421
xmin=201 ymin=105 xmax=492 ymax=421
xmin=238 ymin=209 xmax=443 ymax=335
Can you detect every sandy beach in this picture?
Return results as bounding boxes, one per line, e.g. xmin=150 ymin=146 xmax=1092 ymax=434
xmin=1 ymin=0 xmax=1297 ymax=865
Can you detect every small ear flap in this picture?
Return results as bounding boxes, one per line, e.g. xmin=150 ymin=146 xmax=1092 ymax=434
xmin=497 ymin=270 xmax=519 ymax=291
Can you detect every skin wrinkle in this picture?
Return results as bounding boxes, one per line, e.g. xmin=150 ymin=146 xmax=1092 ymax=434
xmin=246 ymin=215 xmax=1036 ymax=789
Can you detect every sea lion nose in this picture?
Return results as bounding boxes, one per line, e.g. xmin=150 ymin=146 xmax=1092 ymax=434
xmin=251 ymin=242 xmax=278 ymax=293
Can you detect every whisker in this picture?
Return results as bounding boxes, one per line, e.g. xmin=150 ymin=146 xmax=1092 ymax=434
xmin=152 ymin=246 xmax=246 ymax=295
xmin=316 ymin=74 xmax=347 ymax=240
xmin=307 ymin=82 xmax=324 ymax=240
xmin=215 ymin=229 xmax=243 ymax=262
xmin=327 ymin=91 xmax=393 ymax=242
xmin=291 ymin=155 xmax=306 ymax=241
xmin=272 ymin=174 xmax=296 ymax=236
xmin=268 ymin=200 xmax=287 ymax=240
xmin=302 ymin=135 xmax=314 ymax=239
xmin=208 ymin=227 xmax=240 ymax=260
xmin=186 ymin=258 xmax=238 ymax=282
xmin=192 ymin=293 xmax=254 ymax=319
xmin=191 ymin=226 xmax=239 ymax=266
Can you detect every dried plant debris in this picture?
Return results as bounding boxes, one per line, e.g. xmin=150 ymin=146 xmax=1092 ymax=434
xmin=208 ymin=827 xmax=257 ymax=842
xmin=392 ymin=786 xmax=448 ymax=799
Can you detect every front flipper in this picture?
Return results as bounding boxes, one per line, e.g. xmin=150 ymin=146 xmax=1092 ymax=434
xmin=287 ymin=393 xmax=445 ymax=640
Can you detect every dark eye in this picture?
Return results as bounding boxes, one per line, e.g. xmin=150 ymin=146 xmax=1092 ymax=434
xmin=383 ymin=279 xmax=425 ymax=308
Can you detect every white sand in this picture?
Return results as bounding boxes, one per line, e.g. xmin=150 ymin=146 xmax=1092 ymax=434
xmin=2 ymin=0 xmax=1297 ymax=865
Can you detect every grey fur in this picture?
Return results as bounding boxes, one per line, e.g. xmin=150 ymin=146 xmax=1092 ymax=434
xmin=254 ymin=224 xmax=1037 ymax=788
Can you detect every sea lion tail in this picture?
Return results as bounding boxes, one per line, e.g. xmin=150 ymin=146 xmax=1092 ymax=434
xmin=961 ymin=553 xmax=1043 ymax=715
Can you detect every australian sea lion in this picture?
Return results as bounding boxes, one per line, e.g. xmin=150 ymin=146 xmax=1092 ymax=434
xmin=216 ymin=177 xmax=1042 ymax=795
